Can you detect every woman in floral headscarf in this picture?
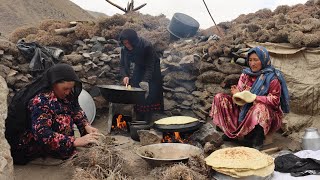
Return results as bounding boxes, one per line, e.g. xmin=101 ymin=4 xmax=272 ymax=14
xmin=210 ymin=46 xmax=290 ymax=149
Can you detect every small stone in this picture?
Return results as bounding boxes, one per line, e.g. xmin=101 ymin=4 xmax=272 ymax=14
xmin=65 ymin=54 xmax=84 ymax=65
xmin=7 ymin=69 xmax=18 ymax=77
xmin=163 ymin=50 xmax=171 ymax=58
xmin=182 ymin=100 xmax=192 ymax=106
xmin=236 ymin=58 xmax=246 ymax=66
xmin=3 ymin=55 xmax=13 ymax=61
xmin=87 ymin=76 xmax=97 ymax=85
xmin=106 ymin=39 xmax=118 ymax=44
xmin=138 ymin=130 xmax=163 ymax=146
xmin=82 ymin=53 xmax=91 ymax=59
xmin=90 ymin=51 xmax=102 ymax=58
xmin=84 ymin=61 xmax=93 ymax=66
xmin=92 ymin=57 xmax=100 ymax=64
xmin=164 ymin=98 xmax=176 ymax=110
xmin=97 ymin=62 xmax=104 ymax=66
xmin=72 ymin=65 xmax=83 ymax=72
xmin=100 ymin=54 xmax=112 ymax=62
xmin=204 ymin=142 xmax=215 ymax=154
xmin=0 ymin=50 xmax=4 ymax=57
xmin=113 ymin=47 xmax=121 ymax=54
xmin=97 ymin=37 xmax=107 ymax=43
xmin=74 ymin=40 xmax=85 ymax=46
xmin=90 ymin=36 xmax=98 ymax=43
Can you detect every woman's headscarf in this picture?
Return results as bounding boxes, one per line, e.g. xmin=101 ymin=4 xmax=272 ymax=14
xmin=5 ymin=64 xmax=82 ymax=146
xmin=238 ymin=46 xmax=290 ymax=122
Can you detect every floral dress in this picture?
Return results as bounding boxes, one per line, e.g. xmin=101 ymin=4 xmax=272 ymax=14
xmin=17 ymin=91 xmax=89 ymax=160
xmin=210 ymin=73 xmax=283 ymax=138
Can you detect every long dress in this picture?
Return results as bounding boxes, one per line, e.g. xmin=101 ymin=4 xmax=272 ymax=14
xmin=210 ymin=73 xmax=283 ymax=138
xmin=120 ymin=37 xmax=164 ymax=113
xmin=15 ymin=91 xmax=89 ymax=160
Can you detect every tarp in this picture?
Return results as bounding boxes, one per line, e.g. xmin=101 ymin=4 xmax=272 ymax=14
xmin=247 ymin=42 xmax=320 ymax=116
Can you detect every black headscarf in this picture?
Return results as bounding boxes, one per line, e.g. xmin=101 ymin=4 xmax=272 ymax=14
xmin=5 ymin=64 xmax=82 ymax=147
xmin=119 ymin=28 xmax=140 ymax=47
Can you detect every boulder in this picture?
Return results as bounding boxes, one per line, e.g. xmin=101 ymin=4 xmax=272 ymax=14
xmin=64 ymin=54 xmax=84 ymax=65
xmin=214 ymin=59 xmax=243 ymax=74
xmin=0 ymin=77 xmax=14 ymax=180
xmin=164 ymin=98 xmax=177 ymax=110
xmin=200 ymin=61 xmax=218 ymax=73
xmin=164 ymin=71 xmax=196 ymax=81
xmin=198 ymin=71 xmax=226 ymax=84
xmin=220 ymin=74 xmax=241 ymax=88
xmin=190 ymin=123 xmax=223 ymax=147
xmin=137 ymin=130 xmax=163 ymax=146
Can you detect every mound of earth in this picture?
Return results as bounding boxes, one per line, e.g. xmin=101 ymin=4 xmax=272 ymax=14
xmin=0 ymin=0 xmax=95 ymax=36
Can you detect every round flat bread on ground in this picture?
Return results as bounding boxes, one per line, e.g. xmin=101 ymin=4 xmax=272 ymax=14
xmin=154 ymin=116 xmax=198 ymax=125
xmin=205 ymin=147 xmax=274 ymax=170
xmin=214 ymin=162 xmax=275 ymax=178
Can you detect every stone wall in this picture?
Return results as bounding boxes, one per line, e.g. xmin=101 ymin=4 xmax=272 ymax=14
xmin=0 ymin=76 xmax=13 ymax=180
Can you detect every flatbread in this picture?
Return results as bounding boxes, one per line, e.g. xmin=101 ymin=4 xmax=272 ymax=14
xmin=214 ymin=162 xmax=275 ymax=177
xmin=205 ymin=147 xmax=273 ymax=170
xmin=232 ymin=90 xmax=257 ymax=106
xmin=154 ymin=116 xmax=198 ymax=125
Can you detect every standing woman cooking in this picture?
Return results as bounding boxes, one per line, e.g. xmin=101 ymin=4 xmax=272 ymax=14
xmin=119 ymin=29 xmax=164 ymax=123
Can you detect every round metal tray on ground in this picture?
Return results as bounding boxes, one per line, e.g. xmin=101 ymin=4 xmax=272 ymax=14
xmin=78 ymin=89 xmax=96 ymax=124
xmin=136 ymin=143 xmax=203 ymax=166
xmin=153 ymin=121 xmax=203 ymax=132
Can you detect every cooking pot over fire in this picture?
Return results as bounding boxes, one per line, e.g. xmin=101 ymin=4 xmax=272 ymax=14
xmin=97 ymin=85 xmax=145 ymax=104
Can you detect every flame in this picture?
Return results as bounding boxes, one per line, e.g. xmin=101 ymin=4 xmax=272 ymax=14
xmin=112 ymin=114 xmax=127 ymax=130
xmin=162 ymin=132 xmax=188 ymax=143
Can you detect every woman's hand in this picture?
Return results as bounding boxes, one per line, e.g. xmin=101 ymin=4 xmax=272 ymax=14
xmin=123 ymin=77 xmax=129 ymax=86
xmin=231 ymin=85 xmax=240 ymax=95
xmin=85 ymin=125 xmax=99 ymax=134
xmin=73 ymin=133 xmax=100 ymax=147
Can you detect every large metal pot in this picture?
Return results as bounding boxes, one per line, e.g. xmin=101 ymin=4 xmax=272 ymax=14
xmin=97 ymin=85 xmax=145 ymax=104
xmin=302 ymin=127 xmax=320 ymax=150
xmin=167 ymin=13 xmax=200 ymax=39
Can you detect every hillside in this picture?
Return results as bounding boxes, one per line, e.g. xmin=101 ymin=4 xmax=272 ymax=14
xmin=0 ymin=0 xmax=95 ymax=36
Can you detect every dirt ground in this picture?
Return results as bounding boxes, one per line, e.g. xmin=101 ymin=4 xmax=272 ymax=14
xmin=13 ymin=112 xmax=301 ymax=180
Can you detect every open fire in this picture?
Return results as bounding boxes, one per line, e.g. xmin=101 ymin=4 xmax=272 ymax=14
xmin=112 ymin=114 xmax=127 ymax=130
xmin=162 ymin=132 xmax=191 ymax=143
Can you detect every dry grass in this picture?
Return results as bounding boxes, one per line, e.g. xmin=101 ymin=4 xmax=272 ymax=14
xmin=150 ymin=155 xmax=210 ymax=180
xmin=162 ymin=164 xmax=207 ymax=180
xmin=67 ymin=136 xmax=131 ymax=180
xmin=8 ymin=26 xmax=39 ymax=43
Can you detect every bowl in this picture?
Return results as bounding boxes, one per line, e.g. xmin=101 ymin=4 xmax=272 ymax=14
xmin=78 ymin=89 xmax=96 ymax=124
xmin=136 ymin=143 xmax=203 ymax=166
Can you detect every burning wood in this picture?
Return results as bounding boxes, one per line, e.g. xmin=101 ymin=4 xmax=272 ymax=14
xmin=162 ymin=132 xmax=191 ymax=143
xmin=112 ymin=114 xmax=127 ymax=130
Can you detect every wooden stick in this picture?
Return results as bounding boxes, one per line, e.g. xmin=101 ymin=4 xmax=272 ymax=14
xmin=105 ymin=0 xmax=126 ymax=12
xmin=262 ymin=147 xmax=281 ymax=154
xmin=54 ymin=26 xmax=77 ymax=35
xmin=202 ymin=0 xmax=222 ymax=37
xmin=132 ymin=3 xmax=147 ymax=11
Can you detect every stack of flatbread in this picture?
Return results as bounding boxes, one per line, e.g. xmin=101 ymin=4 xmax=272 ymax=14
xmin=154 ymin=116 xmax=198 ymax=125
xmin=205 ymin=147 xmax=274 ymax=178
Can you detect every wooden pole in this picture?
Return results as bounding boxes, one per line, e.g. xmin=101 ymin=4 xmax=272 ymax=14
xmin=202 ymin=0 xmax=222 ymax=37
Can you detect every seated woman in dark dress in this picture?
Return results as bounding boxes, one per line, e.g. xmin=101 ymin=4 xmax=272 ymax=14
xmin=5 ymin=64 xmax=100 ymax=164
